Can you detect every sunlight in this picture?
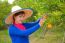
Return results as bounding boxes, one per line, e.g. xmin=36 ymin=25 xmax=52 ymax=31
xmin=1 ymin=0 xmax=4 ymax=2
xmin=8 ymin=0 xmax=15 ymax=4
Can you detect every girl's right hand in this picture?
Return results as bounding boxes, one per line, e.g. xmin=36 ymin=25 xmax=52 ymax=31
xmin=39 ymin=18 xmax=45 ymax=26
xmin=39 ymin=14 xmax=48 ymax=26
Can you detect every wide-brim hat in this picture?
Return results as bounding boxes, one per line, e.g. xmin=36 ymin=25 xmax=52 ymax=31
xmin=5 ymin=6 xmax=33 ymax=24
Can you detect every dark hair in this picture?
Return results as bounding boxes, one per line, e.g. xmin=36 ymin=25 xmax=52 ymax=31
xmin=13 ymin=11 xmax=25 ymax=24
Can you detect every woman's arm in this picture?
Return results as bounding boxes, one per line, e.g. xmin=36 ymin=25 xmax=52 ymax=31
xmin=23 ymin=18 xmax=41 ymax=29
xmin=9 ymin=23 xmax=40 ymax=36
xmin=9 ymin=17 xmax=45 ymax=36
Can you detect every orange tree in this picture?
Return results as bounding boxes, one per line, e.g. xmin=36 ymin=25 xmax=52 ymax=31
xmin=0 ymin=0 xmax=65 ymax=32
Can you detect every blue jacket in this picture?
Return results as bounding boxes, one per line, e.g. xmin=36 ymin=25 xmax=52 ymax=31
xmin=8 ymin=19 xmax=40 ymax=43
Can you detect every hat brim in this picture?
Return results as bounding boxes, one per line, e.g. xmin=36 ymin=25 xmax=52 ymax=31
xmin=5 ymin=9 xmax=33 ymax=24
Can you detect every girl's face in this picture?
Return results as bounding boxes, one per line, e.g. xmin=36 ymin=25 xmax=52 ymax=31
xmin=14 ymin=14 xmax=25 ymax=23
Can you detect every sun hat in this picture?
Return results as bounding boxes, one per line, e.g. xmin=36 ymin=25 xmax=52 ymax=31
xmin=5 ymin=6 xmax=33 ymax=24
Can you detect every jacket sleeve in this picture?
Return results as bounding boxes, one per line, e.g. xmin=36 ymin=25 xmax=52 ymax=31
xmin=9 ymin=23 xmax=40 ymax=36
xmin=28 ymin=18 xmax=41 ymax=25
xmin=23 ymin=18 xmax=41 ymax=29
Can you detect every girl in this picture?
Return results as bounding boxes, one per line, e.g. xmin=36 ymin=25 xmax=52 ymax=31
xmin=5 ymin=6 xmax=45 ymax=43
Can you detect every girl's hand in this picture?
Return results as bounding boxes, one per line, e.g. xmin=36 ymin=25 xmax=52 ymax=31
xmin=42 ymin=14 xmax=48 ymax=19
xmin=39 ymin=18 xmax=44 ymax=26
xmin=39 ymin=14 xmax=48 ymax=26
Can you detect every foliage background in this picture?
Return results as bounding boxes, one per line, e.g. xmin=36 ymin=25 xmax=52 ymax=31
xmin=0 ymin=0 xmax=65 ymax=43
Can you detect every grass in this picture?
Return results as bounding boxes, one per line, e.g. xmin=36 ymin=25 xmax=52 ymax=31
xmin=30 ymin=31 xmax=64 ymax=43
xmin=0 ymin=30 xmax=11 ymax=43
xmin=0 ymin=29 xmax=64 ymax=43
